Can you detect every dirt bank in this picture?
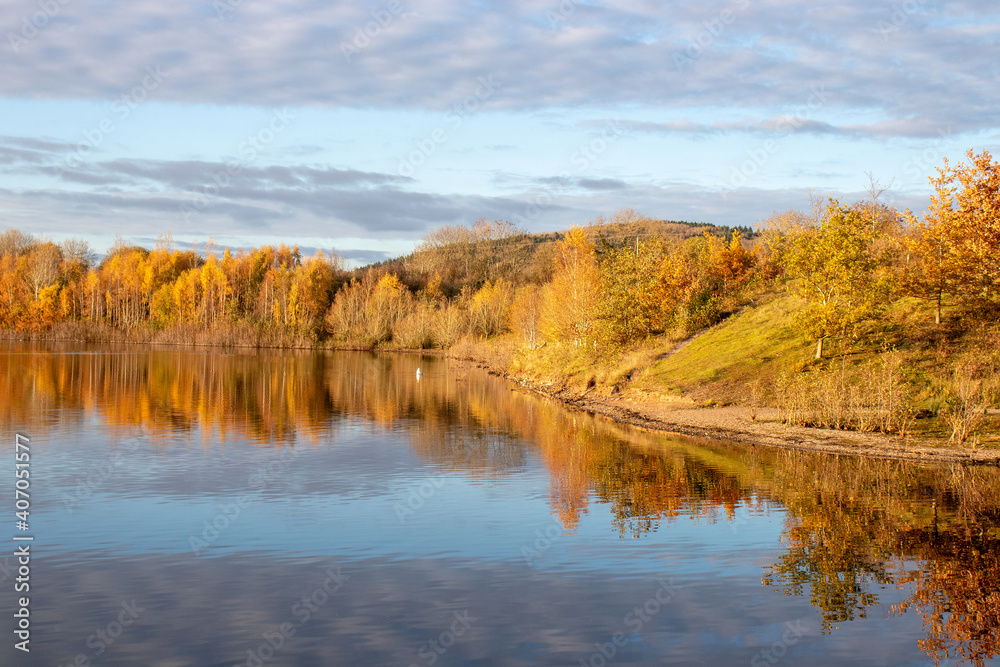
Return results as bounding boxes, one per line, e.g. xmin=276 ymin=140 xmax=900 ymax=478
xmin=478 ymin=366 xmax=1000 ymax=466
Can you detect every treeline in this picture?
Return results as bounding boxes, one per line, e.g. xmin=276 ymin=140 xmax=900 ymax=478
xmin=0 ymin=230 xmax=341 ymax=338
xmin=770 ymin=150 xmax=1000 ymax=359
xmin=1 ymin=150 xmax=998 ymax=361
xmin=0 ymin=216 xmax=762 ymax=350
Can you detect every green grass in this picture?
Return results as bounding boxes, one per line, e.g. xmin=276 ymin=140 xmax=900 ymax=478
xmin=637 ymin=292 xmax=810 ymax=401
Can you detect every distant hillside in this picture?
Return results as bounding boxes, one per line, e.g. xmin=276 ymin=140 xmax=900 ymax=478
xmin=366 ymin=218 xmax=755 ymax=271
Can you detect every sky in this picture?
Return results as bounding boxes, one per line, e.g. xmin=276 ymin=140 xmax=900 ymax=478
xmin=1 ymin=0 xmax=998 ymax=264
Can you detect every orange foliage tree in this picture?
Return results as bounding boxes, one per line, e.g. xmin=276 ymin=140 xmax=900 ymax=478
xmin=906 ymin=149 xmax=1000 ymax=322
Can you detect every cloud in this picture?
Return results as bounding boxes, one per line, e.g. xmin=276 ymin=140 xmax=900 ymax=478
xmin=610 ymin=116 xmax=958 ymax=140
xmin=534 ymin=175 xmax=629 ymax=191
xmin=0 ymin=1 xmax=997 ymax=137
xmin=0 ymin=2 xmax=986 ymax=252
xmin=37 ymin=156 xmax=408 ymax=191
xmin=577 ymin=177 xmax=628 ymax=191
xmin=0 ymin=134 xmax=78 ymax=165
xmin=330 ymin=248 xmax=394 ymax=265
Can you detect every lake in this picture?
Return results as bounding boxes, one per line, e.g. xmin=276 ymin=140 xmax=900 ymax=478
xmin=1 ymin=342 xmax=998 ymax=666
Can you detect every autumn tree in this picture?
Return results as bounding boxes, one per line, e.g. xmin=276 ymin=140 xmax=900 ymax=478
xmin=755 ymin=209 xmax=814 ymax=275
xmin=199 ymin=254 xmax=230 ymax=325
xmin=782 ymin=202 xmax=894 ymax=359
xmin=649 ymin=230 xmax=759 ymax=338
xmin=172 ymin=268 xmax=202 ymax=324
xmin=597 ymin=237 xmax=670 ymax=346
xmin=23 ymin=241 xmax=63 ymax=300
xmin=365 ymin=273 xmax=412 ymax=344
xmin=709 ymin=230 xmax=758 ymax=294
xmin=25 ymin=284 xmax=61 ymax=331
xmin=56 ymin=238 xmax=96 ymax=319
xmin=83 ymin=268 xmax=103 ymax=321
xmin=540 ymin=226 xmax=600 ymax=347
xmin=0 ymin=254 xmax=28 ymax=325
xmin=904 ymin=212 xmax=951 ymax=326
xmin=431 ymin=302 xmax=468 ymax=348
xmin=658 ymin=232 xmax=733 ymax=334
xmin=264 ymin=265 xmax=294 ymax=326
xmin=149 ymin=283 xmax=176 ymax=327
xmin=393 ymin=301 xmax=436 ymax=348
xmin=326 ymin=271 xmax=412 ymax=346
xmin=255 ymin=244 xmax=302 ymax=325
xmin=291 ymin=251 xmax=340 ymax=332
xmin=509 ymin=284 xmax=543 ymax=348
xmin=144 ymin=236 xmax=199 ymax=303
xmin=468 ymin=279 xmax=514 ymax=338
xmin=326 ymin=273 xmax=374 ymax=342
xmin=905 ymin=149 xmax=1000 ymax=321
xmin=101 ymin=247 xmax=147 ymax=328
xmin=59 ymin=238 xmax=96 ymax=278
xmin=0 ymin=228 xmax=35 ymax=258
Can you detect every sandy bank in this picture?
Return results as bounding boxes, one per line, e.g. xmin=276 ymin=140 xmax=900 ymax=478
xmin=489 ymin=371 xmax=1000 ymax=466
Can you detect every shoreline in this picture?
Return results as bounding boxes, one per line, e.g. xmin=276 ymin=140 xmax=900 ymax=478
xmin=481 ymin=366 xmax=1000 ymax=466
xmin=5 ymin=334 xmax=998 ymax=465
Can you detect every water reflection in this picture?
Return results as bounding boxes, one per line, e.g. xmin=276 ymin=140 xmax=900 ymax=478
xmin=1 ymin=342 xmax=998 ymax=665
xmin=745 ymin=452 xmax=1000 ymax=666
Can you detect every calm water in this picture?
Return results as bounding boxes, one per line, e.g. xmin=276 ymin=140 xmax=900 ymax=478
xmin=1 ymin=342 xmax=998 ymax=666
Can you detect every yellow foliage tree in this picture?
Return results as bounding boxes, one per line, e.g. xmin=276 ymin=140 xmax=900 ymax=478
xmin=469 ymin=279 xmax=513 ymax=338
xmin=25 ymin=283 xmax=61 ymax=331
xmin=293 ymin=252 xmax=336 ymax=330
xmin=199 ymin=255 xmax=231 ymax=325
xmin=366 ymin=273 xmax=411 ymax=344
xmin=540 ymin=227 xmax=600 ymax=347
xmin=172 ymin=269 xmax=202 ymax=324
xmin=783 ymin=203 xmax=894 ymax=359
xmin=509 ymin=284 xmax=543 ymax=348
xmin=149 ymin=284 xmax=176 ymax=328
xmin=710 ymin=230 xmax=758 ymax=293
xmin=597 ymin=237 xmax=670 ymax=347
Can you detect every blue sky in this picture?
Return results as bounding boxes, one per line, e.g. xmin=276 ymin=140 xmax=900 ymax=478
xmin=1 ymin=0 xmax=998 ymax=263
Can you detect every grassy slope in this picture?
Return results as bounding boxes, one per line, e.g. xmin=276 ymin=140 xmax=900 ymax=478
xmin=636 ymin=292 xmax=809 ymax=401
xmin=503 ymin=285 xmax=998 ymax=446
xmin=505 ymin=290 xmax=811 ymax=402
xmin=638 ymin=290 xmax=995 ymax=402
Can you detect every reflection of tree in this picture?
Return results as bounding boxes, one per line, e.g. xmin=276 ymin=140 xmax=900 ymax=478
xmin=592 ymin=448 xmax=751 ymax=538
xmin=752 ymin=452 xmax=1000 ymax=664
xmin=761 ymin=508 xmax=892 ymax=632
xmin=893 ymin=526 xmax=1000 ymax=667
xmin=0 ymin=343 xmax=756 ymax=537
xmin=0 ymin=345 xmax=522 ymax=469
xmin=524 ymin=411 xmax=757 ymax=536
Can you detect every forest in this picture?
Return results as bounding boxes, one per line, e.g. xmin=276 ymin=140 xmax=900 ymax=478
xmin=2 ymin=149 xmax=998 ymax=444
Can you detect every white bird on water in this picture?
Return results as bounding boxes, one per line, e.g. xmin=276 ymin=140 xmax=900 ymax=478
xmin=415 ymin=367 xmax=422 ymax=377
